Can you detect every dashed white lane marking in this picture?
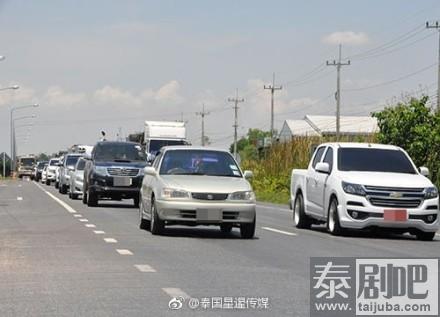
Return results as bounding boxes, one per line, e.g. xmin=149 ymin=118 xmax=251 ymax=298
xmin=79 ymin=219 xmax=89 ymax=222
xmin=162 ymin=288 xmax=190 ymax=299
xmin=104 ymin=238 xmax=117 ymax=243
xmin=74 ymin=214 xmax=82 ymax=218
xmin=94 ymin=230 xmax=105 ymax=234
xmin=116 ymin=249 xmax=133 ymax=255
xmin=17 ymin=197 xmax=23 ymax=201
xmin=0 ymin=184 xmax=7 ymax=187
xmin=18 ymin=184 xmax=22 ymax=187
xmin=85 ymin=224 xmax=96 ymax=228
xmin=261 ymin=226 xmax=297 ymax=236
xmin=34 ymin=182 xmax=77 ymax=214
xmin=134 ymin=264 xmax=157 ymax=273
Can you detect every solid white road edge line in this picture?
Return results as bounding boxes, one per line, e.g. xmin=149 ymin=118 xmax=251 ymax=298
xmin=34 ymin=182 xmax=77 ymax=214
xmin=261 ymin=226 xmax=297 ymax=236
xmin=162 ymin=288 xmax=190 ymax=299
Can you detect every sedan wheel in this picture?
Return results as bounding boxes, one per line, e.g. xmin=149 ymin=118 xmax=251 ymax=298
xmin=139 ymin=198 xmax=150 ymax=230
xmin=150 ymin=199 xmax=164 ymax=235
xmin=240 ymin=216 xmax=256 ymax=239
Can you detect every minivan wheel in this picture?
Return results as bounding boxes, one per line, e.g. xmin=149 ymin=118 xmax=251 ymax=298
xmin=87 ymin=188 xmax=98 ymax=207
xmin=139 ymin=198 xmax=150 ymax=230
xmin=293 ymin=193 xmax=311 ymax=229
xmin=415 ymin=231 xmax=435 ymax=241
xmin=327 ymin=198 xmax=344 ymax=236
xmin=240 ymin=216 xmax=256 ymax=239
xmin=150 ymin=198 xmax=164 ymax=235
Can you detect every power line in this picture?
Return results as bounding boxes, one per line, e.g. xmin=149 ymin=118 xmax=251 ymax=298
xmin=264 ymin=72 xmax=283 ymax=139
xmin=326 ymin=44 xmax=351 ymax=141
xmin=228 ymin=89 xmax=244 ymax=158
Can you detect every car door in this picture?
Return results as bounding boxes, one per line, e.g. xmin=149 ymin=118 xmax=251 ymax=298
xmin=142 ymin=152 xmax=162 ymax=215
xmin=314 ymin=146 xmax=333 ymax=217
xmin=306 ymin=146 xmax=326 ymax=215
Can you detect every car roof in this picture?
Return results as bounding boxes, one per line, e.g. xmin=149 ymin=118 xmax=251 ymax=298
xmin=161 ymin=145 xmax=230 ymax=153
xmin=319 ymin=142 xmax=401 ymax=150
xmin=96 ymin=141 xmax=139 ymax=146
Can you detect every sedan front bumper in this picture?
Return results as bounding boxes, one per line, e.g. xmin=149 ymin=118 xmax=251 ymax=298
xmin=155 ymin=200 xmax=256 ymax=224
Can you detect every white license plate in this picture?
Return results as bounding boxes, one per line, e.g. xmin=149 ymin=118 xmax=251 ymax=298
xmin=197 ymin=209 xmax=221 ymax=222
xmin=113 ymin=177 xmax=132 ymax=187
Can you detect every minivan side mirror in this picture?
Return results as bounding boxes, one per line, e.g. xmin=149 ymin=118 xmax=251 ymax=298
xmin=243 ymin=170 xmax=253 ymax=180
xmin=315 ymin=162 xmax=330 ymax=174
xmin=419 ymin=166 xmax=430 ymax=177
xmin=143 ymin=166 xmax=157 ymax=176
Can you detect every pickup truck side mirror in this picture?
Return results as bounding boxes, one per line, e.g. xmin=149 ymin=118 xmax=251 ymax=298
xmin=315 ymin=162 xmax=330 ymax=174
xmin=243 ymin=170 xmax=253 ymax=180
xmin=143 ymin=166 xmax=157 ymax=176
xmin=419 ymin=166 xmax=429 ymax=177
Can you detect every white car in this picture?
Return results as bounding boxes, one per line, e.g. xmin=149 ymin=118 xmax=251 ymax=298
xmin=291 ymin=142 xmax=439 ymax=240
xmin=59 ymin=153 xmax=82 ymax=194
xmin=41 ymin=165 xmax=48 ymax=183
xmin=69 ymin=158 xmax=86 ymax=200
xmin=46 ymin=158 xmax=60 ymax=185
xmin=139 ymin=146 xmax=256 ymax=238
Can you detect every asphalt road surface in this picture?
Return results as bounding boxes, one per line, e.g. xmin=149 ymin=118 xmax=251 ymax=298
xmin=0 ymin=178 xmax=439 ymax=316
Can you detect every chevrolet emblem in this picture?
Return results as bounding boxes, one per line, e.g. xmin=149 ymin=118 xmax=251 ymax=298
xmin=389 ymin=192 xmax=403 ymax=198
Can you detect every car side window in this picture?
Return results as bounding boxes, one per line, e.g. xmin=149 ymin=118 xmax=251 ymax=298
xmin=312 ymin=146 xmax=326 ymax=169
xmin=323 ymin=147 xmax=334 ymax=173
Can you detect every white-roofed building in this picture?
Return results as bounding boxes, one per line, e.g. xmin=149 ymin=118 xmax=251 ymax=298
xmin=279 ymin=115 xmax=378 ymax=141
xmin=279 ymin=120 xmax=320 ymax=142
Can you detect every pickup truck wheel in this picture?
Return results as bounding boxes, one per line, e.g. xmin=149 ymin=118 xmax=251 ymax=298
xmin=139 ymin=198 xmax=150 ymax=230
xmin=150 ymin=199 xmax=164 ymax=235
xmin=133 ymin=196 xmax=140 ymax=208
xmin=327 ymin=198 xmax=344 ymax=236
xmin=293 ymin=193 xmax=311 ymax=229
xmin=240 ymin=217 xmax=256 ymax=239
xmin=87 ymin=189 xmax=98 ymax=207
xmin=220 ymin=223 xmax=233 ymax=233
xmin=415 ymin=231 xmax=435 ymax=241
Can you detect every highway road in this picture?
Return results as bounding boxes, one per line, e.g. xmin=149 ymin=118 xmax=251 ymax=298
xmin=0 ymin=178 xmax=439 ymax=316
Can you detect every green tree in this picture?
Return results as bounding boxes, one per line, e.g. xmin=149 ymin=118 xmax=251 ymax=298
xmin=229 ymin=129 xmax=272 ymax=160
xmin=373 ymin=96 xmax=440 ymax=187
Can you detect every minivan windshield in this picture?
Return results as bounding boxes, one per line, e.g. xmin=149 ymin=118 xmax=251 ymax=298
xmin=160 ymin=150 xmax=242 ymax=177
xmin=94 ymin=143 xmax=146 ymax=162
xmin=338 ymin=148 xmax=416 ymax=174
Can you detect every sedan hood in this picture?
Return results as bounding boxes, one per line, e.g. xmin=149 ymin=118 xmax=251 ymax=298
xmin=338 ymin=172 xmax=434 ymax=188
xmin=161 ymin=175 xmax=252 ymax=193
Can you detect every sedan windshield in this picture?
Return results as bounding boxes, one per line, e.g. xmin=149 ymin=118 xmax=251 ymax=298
xmin=94 ymin=143 xmax=146 ymax=162
xmin=338 ymin=148 xmax=416 ymax=174
xmin=160 ymin=150 xmax=242 ymax=177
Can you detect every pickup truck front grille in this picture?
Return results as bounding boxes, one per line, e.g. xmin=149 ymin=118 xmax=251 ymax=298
xmin=107 ymin=167 xmax=139 ymax=177
xmin=365 ymin=186 xmax=425 ymax=209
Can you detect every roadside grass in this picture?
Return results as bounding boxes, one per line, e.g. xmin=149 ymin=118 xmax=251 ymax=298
xmin=256 ymin=191 xmax=290 ymax=205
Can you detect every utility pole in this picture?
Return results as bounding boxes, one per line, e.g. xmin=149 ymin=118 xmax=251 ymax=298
xmin=2 ymin=152 xmax=5 ymax=178
xmin=196 ymin=104 xmax=210 ymax=146
xmin=426 ymin=21 xmax=440 ymax=112
xmin=326 ymin=44 xmax=350 ymax=141
xmin=228 ymin=89 xmax=244 ymax=159
xmin=264 ymin=72 xmax=282 ymax=140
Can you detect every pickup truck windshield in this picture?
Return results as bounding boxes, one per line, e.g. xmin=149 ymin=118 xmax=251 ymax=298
xmin=94 ymin=143 xmax=146 ymax=162
xmin=338 ymin=148 xmax=416 ymax=174
xmin=160 ymin=150 xmax=242 ymax=177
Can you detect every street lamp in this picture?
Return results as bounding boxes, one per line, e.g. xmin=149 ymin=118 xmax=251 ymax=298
xmin=10 ymin=105 xmax=38 ymax=172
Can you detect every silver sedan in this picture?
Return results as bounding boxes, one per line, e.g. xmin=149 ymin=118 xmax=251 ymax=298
xmin=139 ymin=146 xmax=256 ymax=238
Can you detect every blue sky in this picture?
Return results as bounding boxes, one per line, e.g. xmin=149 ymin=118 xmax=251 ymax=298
xmin=0 ymin=0 xmax=439 ymax=154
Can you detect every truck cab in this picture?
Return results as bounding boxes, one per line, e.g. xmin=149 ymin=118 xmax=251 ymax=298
xmin=17 ymin=156 xmax=36 ymax=179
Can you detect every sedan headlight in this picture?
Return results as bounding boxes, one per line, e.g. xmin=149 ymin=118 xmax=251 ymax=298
xmin=161 ymin=188 xmax=190 ymax=200
xmin=342 ymin=181 xmax=366 ymax=196
xmin=228 ymin=191 xmax=256 ymax=202
xmin=424 ymin=187 xmax=439 ymax=199
xmin=94 ymin=166 xmax=108 ymax=176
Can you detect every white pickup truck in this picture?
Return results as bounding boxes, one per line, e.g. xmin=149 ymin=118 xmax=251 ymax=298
xmin=290 ymin=142 xmax=439 ymax=240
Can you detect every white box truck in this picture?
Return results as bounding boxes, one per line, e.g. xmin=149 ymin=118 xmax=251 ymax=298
xmin=144 ymin=121 xmax=188 ymax=158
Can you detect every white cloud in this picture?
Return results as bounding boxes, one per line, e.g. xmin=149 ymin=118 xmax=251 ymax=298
xmin=323 ymin=31 xmax=369 ymax=46
xmin=43 ymin=86 xmax=86 ymax=107
xmin=155 ymin=80 xmax=184 ymax=104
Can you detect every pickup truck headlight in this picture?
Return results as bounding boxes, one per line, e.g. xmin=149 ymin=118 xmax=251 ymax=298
xmin=342 ymin=181 xmax=366 ymax=196
xmin=161 ymin=188 xmax=190 ymax=200
xmin=94 ymin=166 xmax=108 ymax=176
xmin=424 ymin=187 xmax=439 ymax=199
xmin=228 ymin=191 xmax=256 ymax=202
